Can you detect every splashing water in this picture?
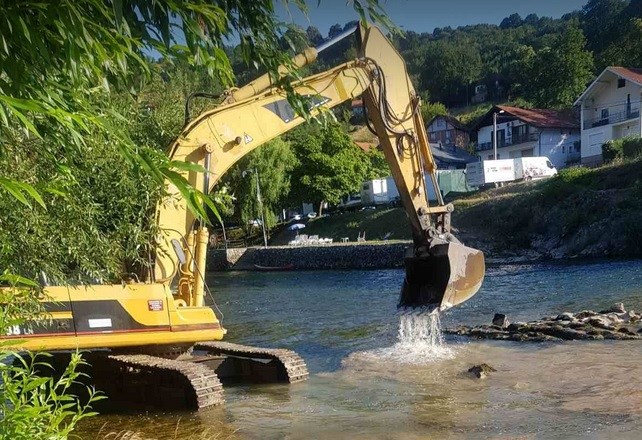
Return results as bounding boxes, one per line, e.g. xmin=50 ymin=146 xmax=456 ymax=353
xmin=347 ymin=309 xmax=455 ymax=365
xmin=397 ymin=308 xmax=445 ymax=346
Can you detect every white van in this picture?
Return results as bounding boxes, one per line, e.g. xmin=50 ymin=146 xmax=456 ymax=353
xmin=515 ymin=157 xmax=557 ymax=181
xmin=466 ymin=156 xmax=557 ymax=186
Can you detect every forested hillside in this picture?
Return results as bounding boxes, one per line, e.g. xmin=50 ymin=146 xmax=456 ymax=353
xmin=303 ymin=0 xmax=642 ymax=109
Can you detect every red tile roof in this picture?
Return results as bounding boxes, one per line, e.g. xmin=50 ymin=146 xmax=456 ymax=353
xmin=608 ymin=67 xmax=642 ymax=86
xmin=497 ymin=105 xmax=579 ymax=129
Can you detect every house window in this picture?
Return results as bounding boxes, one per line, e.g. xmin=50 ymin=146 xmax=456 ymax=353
xmin=562 ymin=146 xmax=565 ymax=153
xmin=445 ymin=130 xmax=452 ymax=140
xmin=601 ymin=109 xmax=609 ymax=120
xmin=429 ymin=132 xmax=437 ymax=141
xmin=618 ymin=78 xmax=626 ymax=88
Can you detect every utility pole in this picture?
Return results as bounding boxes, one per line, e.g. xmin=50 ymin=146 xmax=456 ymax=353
xmin=493 ymin=111 xmax=497 ymax=160
xmin=493 ymin=109 xmax=505 ymax=160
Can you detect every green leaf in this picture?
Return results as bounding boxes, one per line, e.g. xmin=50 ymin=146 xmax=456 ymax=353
xmin=112 ymin=0 xmax=123 ymax=29
xmin=169 ymin=160 xmax=207 ymax=173
xmin=0 ymin=273 xmax=38 ymax=287
xmin=14 ymin=181 xmax=46 ymax=209
xmin=0 ymin=178 xmax=30 ymax=207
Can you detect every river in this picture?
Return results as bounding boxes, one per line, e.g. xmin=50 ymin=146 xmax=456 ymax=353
xmin=80 ymin=259 xmax=642 ymax=439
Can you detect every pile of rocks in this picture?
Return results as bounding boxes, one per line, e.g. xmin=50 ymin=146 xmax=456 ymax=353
xmin=447 ymin=303 xmax=642 ymax=342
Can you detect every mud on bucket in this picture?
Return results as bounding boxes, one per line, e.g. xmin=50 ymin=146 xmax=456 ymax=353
xmin=398 ymin=242 xmax=485 ymax=311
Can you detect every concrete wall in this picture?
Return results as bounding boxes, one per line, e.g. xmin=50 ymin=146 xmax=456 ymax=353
xmin=207 ymin=242 xmax=411 ymax=271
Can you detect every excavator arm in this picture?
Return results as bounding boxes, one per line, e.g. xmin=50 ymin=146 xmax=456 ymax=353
xmin=0 ymin=25 xmax=485 ymax=410
xmin=156 ymin=24 xmax=485 ymax=312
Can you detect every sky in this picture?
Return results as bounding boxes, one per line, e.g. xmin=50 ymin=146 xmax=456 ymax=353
xmin=277 ymin=0 xmax=588 ymax=36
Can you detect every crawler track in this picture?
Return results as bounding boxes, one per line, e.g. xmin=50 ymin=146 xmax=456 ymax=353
xmin=92 ymin=353 xmax=224 ymax=410
xmin=195 ymin=341 xmax=309 ymax=383
xmin=87 ymin=341 xmax=308 ymax=411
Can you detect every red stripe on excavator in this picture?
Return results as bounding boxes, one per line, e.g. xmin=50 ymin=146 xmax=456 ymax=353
xmin=171 ymin=323 xmax=221 ymax=332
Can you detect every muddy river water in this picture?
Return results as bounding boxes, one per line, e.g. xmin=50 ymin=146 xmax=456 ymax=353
xmin=80 ymin=260 xmax=642 ymax=439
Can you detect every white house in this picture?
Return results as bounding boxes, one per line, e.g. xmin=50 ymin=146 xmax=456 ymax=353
xmin=574 ymin=67 xmax=642 ymax=166
xmin=472 ymin=105 xmax=580 ymax=169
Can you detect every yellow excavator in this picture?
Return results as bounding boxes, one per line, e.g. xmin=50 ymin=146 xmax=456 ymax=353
xmin=2 ymin=24 xmax=484 ymax=410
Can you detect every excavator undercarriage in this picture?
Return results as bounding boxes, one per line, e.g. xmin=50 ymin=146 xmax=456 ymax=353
xmin=42 ymin=342 xmax=308 ymax=411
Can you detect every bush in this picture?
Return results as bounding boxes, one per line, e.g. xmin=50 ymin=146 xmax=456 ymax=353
xmin=602 ymin=136 xmax=642 ymax=163
xmin=622 ymin=136 xmax=642 ymax=159
xmin=0 ymin=277 xmax=101 ymax=440
xmin=557 ymin=166 xmax=594 ymax=184
xmin=602 ymin=139 xmax=624 ymax=162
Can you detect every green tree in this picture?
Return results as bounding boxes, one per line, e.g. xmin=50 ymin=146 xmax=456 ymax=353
xmin=289 ymin=123 xmax=370 ymax=215
xmin=420 ymin=39 xmax=482 ymax=105
xmin=580 ymin=0 xmax=628 ymax=65
xmin=220 ymin=138 xmax=297 ymax=233
xmin=0 ymin=1 xmax=391 ymax=219
xmin=601 ymin=18 xmax=642 ymax=68
xmin=306 ymin=26 xmax=324 ymax=46
xmin=500 ymin=13 xmax=523 ymax=29
xmin=421 ymin=102 xmax=448 ymax=125
xmin=523 ymin=22 xmax=594 ymax=108
xmin=597 ymin=0 xmax=642 ymax=69
xmin=365 ymin=149 xmax=391 ymax=179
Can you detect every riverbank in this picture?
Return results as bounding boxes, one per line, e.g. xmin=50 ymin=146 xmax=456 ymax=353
xmin=210 ymin=158 xmax=642 ymax=271
xmin=453 ymin=157 xmax=642 ymax=260
xmin=207 ymin=241 xmax=411 ymax=271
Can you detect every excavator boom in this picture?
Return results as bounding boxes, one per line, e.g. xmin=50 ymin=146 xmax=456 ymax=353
xmin=154 ymin=24 xmax=485 ymax=312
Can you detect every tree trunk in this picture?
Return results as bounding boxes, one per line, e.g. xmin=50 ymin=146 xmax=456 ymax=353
xmin=318 ymin=200 xmax=324 ymax=217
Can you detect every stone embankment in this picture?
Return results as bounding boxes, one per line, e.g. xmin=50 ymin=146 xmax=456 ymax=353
xmin=447 ymin=303 xmax=642 ymax=342
xmin=207 ymin=242 xmax=411 ymax=271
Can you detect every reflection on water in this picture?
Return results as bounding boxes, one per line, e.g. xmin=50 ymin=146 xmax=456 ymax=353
xmin=79 ymin=260 xmax=642 ymax=439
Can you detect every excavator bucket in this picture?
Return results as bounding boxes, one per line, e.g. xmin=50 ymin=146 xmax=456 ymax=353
xmin=398 ymin=241 xmax=485 ymax=312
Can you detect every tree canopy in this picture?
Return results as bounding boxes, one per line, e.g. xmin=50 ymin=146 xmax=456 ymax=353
xmin=287 ymin=123 xmax=371 ymax=214
xmin=387 ymin=0 xmax=642 ymax=109
xmin=521 ymin=21 xmax=594 ymax=108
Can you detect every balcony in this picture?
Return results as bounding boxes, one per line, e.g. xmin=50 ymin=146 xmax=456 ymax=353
xmin=584 ymin=108 xmax=640 ymax=129
xmin=476 ymin=131 xmax=538 ymax=151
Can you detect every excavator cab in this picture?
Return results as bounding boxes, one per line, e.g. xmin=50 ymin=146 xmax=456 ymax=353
xmin=399 ymin=240 xmax=485 ymax=312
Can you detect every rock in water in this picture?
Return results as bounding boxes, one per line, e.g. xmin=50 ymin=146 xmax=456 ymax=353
xmin=555 ymin=312 xmax=574 ymax=321
xmin=575 ymin=310 xmax=597 ymax=319
xmin=600 ymin=302 xmax=625 ymax=314
xmin=492 ymin=313 xmax=510 ymax=328
xmin=468 ymin=364 xmax=496 ymax=379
